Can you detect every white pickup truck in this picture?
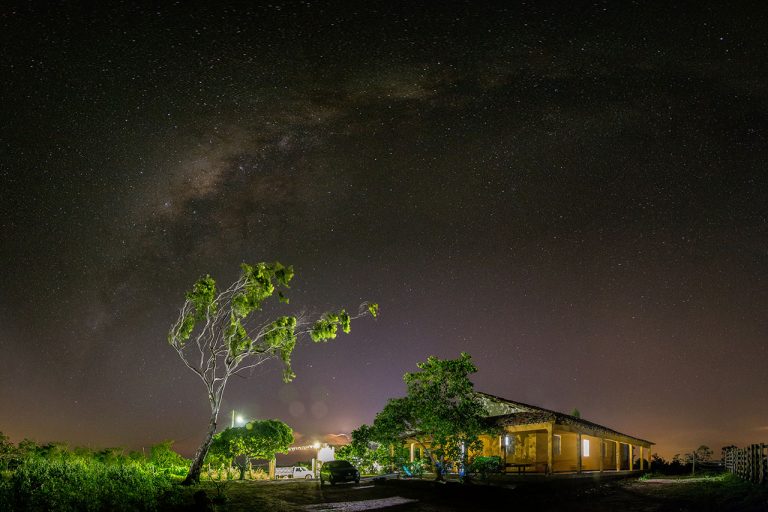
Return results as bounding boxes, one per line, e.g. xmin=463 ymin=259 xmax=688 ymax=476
xmin=274 ymin=466 xmax=314 ymax=479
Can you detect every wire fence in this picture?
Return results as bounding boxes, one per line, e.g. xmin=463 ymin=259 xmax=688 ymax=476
xmin=723 ymin=444 xmax=767 ymax=485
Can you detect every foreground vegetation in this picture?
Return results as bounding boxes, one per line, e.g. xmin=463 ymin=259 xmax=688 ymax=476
xmin=0 ymin=434 xmax=188 ymax=511
xmin=625 ymin=473 xmax=768 ymax=511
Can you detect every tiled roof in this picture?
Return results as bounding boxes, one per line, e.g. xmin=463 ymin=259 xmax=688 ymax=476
xmin=477 ymin=391 xmax=654 ymax=446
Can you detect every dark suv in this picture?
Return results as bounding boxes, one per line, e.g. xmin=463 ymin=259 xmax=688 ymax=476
xmin=319 ymin=460 xmax=360 ymax=486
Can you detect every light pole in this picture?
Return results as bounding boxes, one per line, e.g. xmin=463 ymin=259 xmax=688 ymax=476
xmin=231 ymin=411 xmax=246 ymax=428
xmin=313 ymin=441 xmax=320 ymax=478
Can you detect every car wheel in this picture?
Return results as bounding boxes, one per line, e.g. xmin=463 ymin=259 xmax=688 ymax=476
xmin=330 ymin=479 xmax=335 ymax=486
xmin=305 ymin=475 xmax=312 ymax=480
xmin=355 ymin=478 xmax=360 ymax=484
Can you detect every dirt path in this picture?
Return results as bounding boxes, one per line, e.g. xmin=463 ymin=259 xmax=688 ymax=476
xmin=196 ymin=475 xmax=768 ymax=512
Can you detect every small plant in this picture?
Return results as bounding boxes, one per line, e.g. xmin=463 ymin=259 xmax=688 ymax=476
xmin=209 ymin=480 xmax=229 ymax=505
xmin=404 ymin=459 xmax=425 ymax=478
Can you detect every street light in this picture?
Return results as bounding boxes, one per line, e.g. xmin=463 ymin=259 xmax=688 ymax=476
xmin=231 ymin=410 xmax=248 ymax=428
xmin=312 ymin=441 xmax=321 ymax=478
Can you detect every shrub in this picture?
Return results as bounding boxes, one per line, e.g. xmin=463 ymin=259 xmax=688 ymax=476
xmin=0 ymin=457 xmax=181 ymax=511
xmin=469 ymin=456 xmax=502 ymax=480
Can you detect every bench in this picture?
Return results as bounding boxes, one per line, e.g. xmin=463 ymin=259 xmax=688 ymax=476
xmin=505 ymin=463 xmax=535 ymax=474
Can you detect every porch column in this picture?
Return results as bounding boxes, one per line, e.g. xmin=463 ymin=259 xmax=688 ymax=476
xmin=502 ymin=433 xmax=507 ymax=473
xmin=410 ymin=443 xmax=415 ymax=463
xmin=577 ymin=433 xmax=582 ymax=473
xmin=628 ymin=444 xmax=633 ymax=470
xmin=640 ymin=446 xmax=644 ymax=470
xmin=547 ymin=423 xmax=554 ymax=475
xmin=615 ymin=441 xmax=620 ymax=471
xmin=599 ymin=438 xmax=604 ymax=473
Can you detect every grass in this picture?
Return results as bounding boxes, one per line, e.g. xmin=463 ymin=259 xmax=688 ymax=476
xmin=627 ymin=472 xmax=768 ymax=511
xmin=0 ymin=458 xmax=184 ymax=511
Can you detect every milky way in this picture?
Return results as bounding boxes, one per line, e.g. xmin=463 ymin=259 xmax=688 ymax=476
xmin=1 ymin=2 xmax=766 ymax=458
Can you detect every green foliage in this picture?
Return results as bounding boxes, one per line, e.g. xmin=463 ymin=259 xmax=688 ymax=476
xmin=0 ymin=436 xmax=191 ymax=510
xmin=404 ymin=459 xmax=425 ymax=478
xmin=0 ymin=457 xmax=181 ymax=511
xmin=335 ymin=425 xmax=390 ymax=474
xmin=571 ymin=408 xmax=581 ymax=418
xmin=232 ymin=262 xmax=294 ymax=318
xmin=310 ymin=309 xmax=355 ymax=342
xmin=188 ymin=275 xmax=218 ymax=320
xmin=149 ymin=440 xmax=190 ymax=470
xmin=263 ymin=316 xmax=298 ymax=382
xmin=225 ymin=316 xmax=252 ymax=357
xmin=0 ymin=432 xmax=13 ymax=471
xmin=167 ymin=261 xmax=378 ymax=483
xmin=205 ymin=420 xmax=293 ymax=479
xmin=370 ymin=353 xmax=488 ymax=480
xmin=469 ymin=456 xmax=502 ymax=480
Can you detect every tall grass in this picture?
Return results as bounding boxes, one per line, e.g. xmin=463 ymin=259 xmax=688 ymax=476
xmin=0 ymin=457 xmax=183 ymax=511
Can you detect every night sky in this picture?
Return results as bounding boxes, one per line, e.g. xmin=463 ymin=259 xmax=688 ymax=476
xmin=1 ymin=2 xmax=766 ymax=459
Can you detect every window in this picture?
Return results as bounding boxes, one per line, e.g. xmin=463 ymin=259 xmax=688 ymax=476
xmin=553 ymin=435 xmax=561 ymax=455
xmin=582 ymin=439 xmax=590 ymax=457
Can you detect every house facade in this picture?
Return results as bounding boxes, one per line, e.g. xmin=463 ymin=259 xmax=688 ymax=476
xmin=407 ymin=392 xmax=653 ymax=475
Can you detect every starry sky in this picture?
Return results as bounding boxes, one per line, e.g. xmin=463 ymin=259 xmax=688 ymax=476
xmin=1 ymin=2 xmax=766 ymax=459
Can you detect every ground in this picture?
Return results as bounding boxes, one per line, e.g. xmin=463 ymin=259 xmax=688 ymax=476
xmin=188 ymin=474 xmax=768 ymax=512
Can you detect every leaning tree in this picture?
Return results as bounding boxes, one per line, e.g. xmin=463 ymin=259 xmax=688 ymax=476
xmin=168 ymin=262 xmax=377 ymax=484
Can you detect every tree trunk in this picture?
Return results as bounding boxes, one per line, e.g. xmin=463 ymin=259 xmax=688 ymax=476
xmin=418 ymin=442 xmax=442 ymax=481
xmin=182 ymin=410 xmax=219 ymax=485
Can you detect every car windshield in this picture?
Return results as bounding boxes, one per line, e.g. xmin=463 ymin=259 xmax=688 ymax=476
xmin=325 ymin=461 xmax=353 ymax=469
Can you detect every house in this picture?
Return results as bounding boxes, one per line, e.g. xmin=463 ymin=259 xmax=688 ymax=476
xmin=407 ymin=392 xmax=654 ymax=475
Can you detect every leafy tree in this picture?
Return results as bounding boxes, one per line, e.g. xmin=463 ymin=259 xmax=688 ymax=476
xmin=370 ymin=353 xmax=488 ymax=481
xmin=149 ymin=440 xmax=189 ymax=469
xmin=694 ymin=445 xmax=713 ymax=462
xmin=37 ymin=442 xmax=71 ymax=460
xmin=570 ymin=408 xmax=581 ymax=418
xmin=167 ymin=261 xmax=378 ymax=484
xmin=94 ymin=447 xmax=128 ymax=465
xmin=206 ymin=420 xmax=293 ymax=479
xmin=0 ymin=432 xmax=13 ymax=470
xmin=336 ymin=424 xmax=390 ymax=474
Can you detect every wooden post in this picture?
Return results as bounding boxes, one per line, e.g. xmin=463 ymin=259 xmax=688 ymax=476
xmin=547 ymin=424 xmax=554 ymax=475
xmin=640 ymin=446 xmax=644 ymax=470
xmin=628 ymin=445 xmax=633 ymax=471
xmin=616 ymin=441 xmax=620 ymax=471
xmin=268 ymin=458 xmax=276 ymax=479
xmin=410 ymin=443 xmax=415 ymax=463
xmin=577 ymin=433 xmax=582 ymax=473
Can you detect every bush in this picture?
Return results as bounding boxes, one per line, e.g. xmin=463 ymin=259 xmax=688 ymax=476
xmin=0 ymin=457 xmax=181 ymax=511
xmin=403 ymin=459 xmax=425 ymax=478
xmin=469 ymin=456 xmax=502 ymax=480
